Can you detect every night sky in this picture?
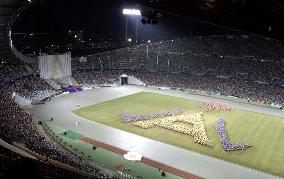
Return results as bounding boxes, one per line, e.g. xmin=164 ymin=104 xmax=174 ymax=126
xmin=13 ymin=0 xmax=239 ymax=42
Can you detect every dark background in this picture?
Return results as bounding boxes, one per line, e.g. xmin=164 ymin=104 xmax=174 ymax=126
xmin=12 ymin=0 xmax=284 ymax=56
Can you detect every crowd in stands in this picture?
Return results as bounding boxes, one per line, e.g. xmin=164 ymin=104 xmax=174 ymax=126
xmin=0 ymin=88 xmax=114 ymax=178
xmin=72 ymin=70 xmax=119 ymax=87
xmin=76 ymin=35 xmax=284 ymax=85
xmin=0 ymin=63 xmax=123 ymax=178
xmin=0 ymin=62 xmax=31 ymax=82
xmin=70 ymin=68 xmax=284 ymax=106
xmin=0 ymin=145 xmax=91 ymax=179
xmin=0 ymin=62 xmax=114 ymax=178
xmin=7 ymin=75 xmax=60 ymax=104
xmin=0 ymin=89 xmax=87 ymax=170
xmin=70 ymin=35 xmax=284 ymax=106
xmin=129 ymin=71 xmax=284 ymax=106
xmin=0 ymin=62 xmax=60 ymax=104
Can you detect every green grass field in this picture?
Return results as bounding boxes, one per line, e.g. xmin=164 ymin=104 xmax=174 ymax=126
xmin=72 ymin=92 xmax=284 ymax=177
xmin=44 ymin=122 xmax=182 ymax=179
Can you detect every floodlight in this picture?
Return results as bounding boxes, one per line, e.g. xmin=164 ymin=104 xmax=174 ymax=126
xmin=123 ymin=9 xmax=141 ymax=16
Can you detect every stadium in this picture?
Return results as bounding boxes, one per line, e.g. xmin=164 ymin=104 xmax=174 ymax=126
xmin=0 ymin=0 xmax=283 ymax=179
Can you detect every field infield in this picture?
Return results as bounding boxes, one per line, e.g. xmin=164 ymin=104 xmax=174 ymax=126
xmin=72 ymin=92 xmax=284 ymax=177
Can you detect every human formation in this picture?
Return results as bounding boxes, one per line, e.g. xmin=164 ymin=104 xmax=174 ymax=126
xmin=202 ymin=102 xmax=232 ymax=112
xmin=124 ymin=109 xmax=252 ymax=151
xmin=215 ymin=118 xmax=251 ymax=151
xmin=122 ymin=107 xmax=184 ymax=122
xmin=132 ymin=112 xmax=212 ymax=147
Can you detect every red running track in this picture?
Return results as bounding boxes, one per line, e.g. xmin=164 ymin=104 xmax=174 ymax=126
xmin=80 ymin=137 xmax=203 ymax=179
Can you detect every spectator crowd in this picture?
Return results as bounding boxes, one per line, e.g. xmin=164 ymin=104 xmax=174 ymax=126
xmin=0 ymin=62 xmax=113 ymax=178
xmin=75 ymin=35 xmax=284 ymax=85
xmin=7 ymin=75 xmax=60 ymax=104
xmin=70 ymin=69 xmax=284 ymax=107
xmin=129 ymin=71 xmax=284 ymax=107
xmin=0 ymin=145 xmax=92 ymax=179
xmin=71 ymin=35 xmax=284 ymax=107
xmin=72 ymin=70 xmax=119 ymax=87
xmin=0 ymin=88 xmax=114 ymax=178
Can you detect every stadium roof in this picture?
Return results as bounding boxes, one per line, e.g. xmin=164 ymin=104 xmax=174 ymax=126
xmin=0 ymin=0 xmax=25 ymax=61
xmin=122 ymin=0 xmax=284 ymax=41
xmin=1 ymin=0 xmax=284 ymax=62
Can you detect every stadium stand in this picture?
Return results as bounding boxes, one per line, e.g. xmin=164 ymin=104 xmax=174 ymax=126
xmin=75 ymin=35 xmax=284 ymax=84
xmin=72 ymin=70 xmax=120 ymax=87
xmin=72 ymin=35 xmax=284 ymax=106
xmin=0 ymin=1 xmax=115 ymax=178
xmin=0 ymin=143 xmax=94 ymax=179
xmin=0 ymin=87 xmax=114 ymax=178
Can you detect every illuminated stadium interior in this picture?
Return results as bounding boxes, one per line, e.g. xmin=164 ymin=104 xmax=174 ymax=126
xmin=0 ymin=0 xmax=284 ymax=179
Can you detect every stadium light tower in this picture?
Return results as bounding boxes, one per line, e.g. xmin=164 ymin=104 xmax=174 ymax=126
xmin=122 ymin=9 xmax=141 ymax=43
xmin=123 ymin=9 xmax=141 ymax=16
